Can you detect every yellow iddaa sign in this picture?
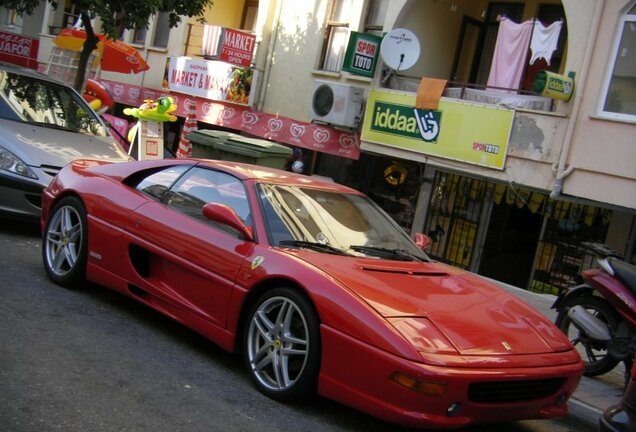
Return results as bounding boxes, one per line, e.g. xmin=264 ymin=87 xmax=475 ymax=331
xmin=361 ymin=90 xmax=514 ymax=170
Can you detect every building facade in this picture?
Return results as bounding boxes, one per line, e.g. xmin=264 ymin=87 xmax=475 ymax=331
xmin=2 ymin=0 xmax=635 ymax=292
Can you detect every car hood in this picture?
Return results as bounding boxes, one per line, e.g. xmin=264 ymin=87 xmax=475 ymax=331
xmin=0 ymin=118 xmax=130 ymax=168
xmin=293 ymin=252 xmax=571 ymax=356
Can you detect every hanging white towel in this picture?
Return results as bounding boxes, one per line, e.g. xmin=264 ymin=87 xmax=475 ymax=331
xmin=487 ymin=17 xmax=534 ymax=91
xmin=530 ymin=20 xmax=563 ymax=65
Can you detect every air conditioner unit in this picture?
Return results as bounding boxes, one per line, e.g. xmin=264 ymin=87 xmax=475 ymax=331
xmin=310 ymin=80 xmax=365 ymax=128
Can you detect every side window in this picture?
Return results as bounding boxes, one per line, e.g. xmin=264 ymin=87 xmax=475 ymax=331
xmin=166 ymin=167 xmax=251 ymax=235
xmin=134 ymin=165 xmax=190 ymax=199
xmin=598 ymin=2 xmax=636 ymax=121
xmin=319 ymin=0 xmax=351 ymax=72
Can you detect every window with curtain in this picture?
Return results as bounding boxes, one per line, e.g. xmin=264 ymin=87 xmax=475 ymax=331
xmin=599 ymin=3 xmax=636 ymax=121
xmin=152 ymin=12 xmax=171 ymax=48
xmin=319 ymin=0 xmax=354 ymax=72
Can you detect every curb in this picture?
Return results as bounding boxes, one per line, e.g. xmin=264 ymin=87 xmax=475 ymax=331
xmin=568 ymin=397 xmax=603 ymax=428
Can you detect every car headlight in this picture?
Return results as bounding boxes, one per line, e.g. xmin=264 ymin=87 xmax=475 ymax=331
xmin=0 ymin=145 xmax=37 ymax=179
xmin=388 ymin=317 xmax=458 ymax=355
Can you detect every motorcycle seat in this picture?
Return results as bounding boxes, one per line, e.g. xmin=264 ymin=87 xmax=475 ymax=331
xmin=610 ymin=258 xmax=636 ymax=296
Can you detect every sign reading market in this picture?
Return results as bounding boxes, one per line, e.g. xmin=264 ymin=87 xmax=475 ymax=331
xmin=166 ymin=56 xmax=254 ymax=106
xmin=361 ymin=89 xmax=514 ymax=170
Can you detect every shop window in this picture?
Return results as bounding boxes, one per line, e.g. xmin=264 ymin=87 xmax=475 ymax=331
xmin=151 ymin=12 xmax=171 ymax=48
xmin=530 ymin=205 xmax=612 ymax=295
xmin=424 ymin=172 xmax=487 ymax=270
xmin=319 ymin=0 xmax=353 ymax=72
xmin=313 ymin=152 xmax=420 ymax=232
xmin=598 ymin=2 xmax=636 ymax=122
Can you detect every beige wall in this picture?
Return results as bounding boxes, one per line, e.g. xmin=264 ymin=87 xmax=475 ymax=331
xmin=195 ymin=0 xmax=247 ymax=27
xmin=562 ymin=0 xmax=636 ymax=210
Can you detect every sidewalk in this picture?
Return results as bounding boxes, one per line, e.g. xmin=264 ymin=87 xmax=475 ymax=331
xmin=493 ymin=279 xmax=624 ymax=427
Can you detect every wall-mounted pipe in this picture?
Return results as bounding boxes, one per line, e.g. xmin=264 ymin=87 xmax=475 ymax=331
xmin=550 ymin=0 xmax=605 ymax=199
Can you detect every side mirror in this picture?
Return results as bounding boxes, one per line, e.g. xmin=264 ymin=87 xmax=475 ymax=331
xmin=413 ymin=232 xmax=431 ymax=250
xmin=202 ymin=203 xmax=254 ymax=241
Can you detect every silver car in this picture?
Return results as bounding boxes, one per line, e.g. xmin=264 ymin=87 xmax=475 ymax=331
xmin=0 ymin=62 xmax=130 ymax=220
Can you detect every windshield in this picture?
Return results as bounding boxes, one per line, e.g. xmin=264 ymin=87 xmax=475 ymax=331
xmin=0 ymin=70 xmax=107 ymax=137
xmin=257 ymin=183 xmax=428 ymax=261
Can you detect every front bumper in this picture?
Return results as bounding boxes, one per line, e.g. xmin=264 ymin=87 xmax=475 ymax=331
xmin=319 ymin=325 xmax=584 ymax=429
xmin=0 ymin=171 xmax=49 ymax=220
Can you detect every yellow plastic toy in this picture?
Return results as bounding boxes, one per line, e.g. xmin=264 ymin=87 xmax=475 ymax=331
xmin=124 ymin=96 xmax=177 ymax=122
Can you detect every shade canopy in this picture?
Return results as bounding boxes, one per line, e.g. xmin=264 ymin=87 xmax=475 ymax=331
xmin=53 ymin=28 xmax=149 ymax=74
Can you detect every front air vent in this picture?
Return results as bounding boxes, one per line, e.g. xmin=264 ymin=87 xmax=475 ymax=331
xmin=25 ymin=193 xmax=42 ymax=208
xmin=468 ymin=378 xmax=566 ymax=403
xmin=40 ymin=165 xmax=62 ymax=177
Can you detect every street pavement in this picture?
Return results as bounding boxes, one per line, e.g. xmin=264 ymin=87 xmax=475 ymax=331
xmin=490 ymin=278 xmax=624 ymax=429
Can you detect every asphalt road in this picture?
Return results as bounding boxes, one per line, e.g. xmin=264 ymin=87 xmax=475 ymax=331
xmin=0 ymin=218 xmax=594 ymax=432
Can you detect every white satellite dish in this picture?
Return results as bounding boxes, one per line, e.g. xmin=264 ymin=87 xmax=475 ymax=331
xmin=380 ymin=28 xmax=420 ymax=71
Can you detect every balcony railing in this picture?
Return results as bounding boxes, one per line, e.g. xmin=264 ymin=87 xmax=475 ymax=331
xmin=389 ymin=75 xmax=555 ymax=112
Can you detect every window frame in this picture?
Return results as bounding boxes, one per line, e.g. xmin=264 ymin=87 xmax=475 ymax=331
xmin=132 ymin=26 xmax=148 ymax=45
xmin=318 ymin=0 xmax=351 ymax=72
xmin=363 ymin=0 xmax=388 ymax=36
xmin=597 ymin=1 xmax=636 ymax=123
xmin=151 ymin=11 xmax=171 ymax=49
xmin=165 ymin=166 xmax=252 ymax=237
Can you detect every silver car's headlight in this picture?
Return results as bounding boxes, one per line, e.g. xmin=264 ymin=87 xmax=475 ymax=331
xmin=0 ymin=145 xmax=37 ymax=179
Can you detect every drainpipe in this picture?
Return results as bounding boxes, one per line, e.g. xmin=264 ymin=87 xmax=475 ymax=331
xmin=257 ymin=0 xmax=284 ymax=112
xmin=550 ymin=0 xmax=605 ymax=199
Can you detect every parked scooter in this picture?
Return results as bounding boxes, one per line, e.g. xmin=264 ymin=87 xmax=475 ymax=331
xmin=552 ymin=248 xmax=636 ymax=384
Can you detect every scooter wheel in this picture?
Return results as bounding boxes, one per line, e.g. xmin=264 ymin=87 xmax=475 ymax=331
xmin=555 ymin=296 xmax=621 ymax=376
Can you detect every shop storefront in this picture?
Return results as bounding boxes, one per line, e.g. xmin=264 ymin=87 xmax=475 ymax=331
xmin=420 ymin=171 xmax=612 ymax=294
xmin=344 ymin=87 xmax=622 ymax=293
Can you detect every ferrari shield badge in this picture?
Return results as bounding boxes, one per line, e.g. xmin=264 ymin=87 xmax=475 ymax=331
xmin=251 ymin=256 xmax=265 ymax=270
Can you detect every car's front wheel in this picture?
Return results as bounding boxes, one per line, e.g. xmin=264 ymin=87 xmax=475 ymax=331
xmin=244 ymin=288 xmax=321 ymax=401
xmin=42 ymin=196 xmax=88 ymax=288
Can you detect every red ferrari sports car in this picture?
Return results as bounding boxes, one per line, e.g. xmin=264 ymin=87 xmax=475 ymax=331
xmin=41 ymin=158 xmax=583 ymax=429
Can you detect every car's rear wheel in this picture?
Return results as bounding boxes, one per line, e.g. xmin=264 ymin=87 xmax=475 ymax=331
xmin=244 ymin=288 xmax=320 ymax=401
xmin=42 ymin=196 xmax=88 ymax=288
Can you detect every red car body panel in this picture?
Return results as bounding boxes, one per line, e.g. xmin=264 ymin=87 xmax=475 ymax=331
xmin=41 ymin=159 xmax=584 ymax=429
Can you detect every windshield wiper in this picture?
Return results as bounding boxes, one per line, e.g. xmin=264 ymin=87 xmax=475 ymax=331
xmin=278 ymin=240 xmax=349 ymax=256
xmin=349 ymin=245 xmax=426 ymax=262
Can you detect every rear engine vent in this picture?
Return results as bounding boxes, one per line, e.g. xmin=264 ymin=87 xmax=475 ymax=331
xmin=362 ymin=266 xmax=447 ymax=277
xmin=468 ymin=378 xmax=566 ymax=403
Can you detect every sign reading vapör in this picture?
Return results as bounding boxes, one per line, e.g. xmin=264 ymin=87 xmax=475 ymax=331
xmin=361 ymin=90 xmax=514 ymax=170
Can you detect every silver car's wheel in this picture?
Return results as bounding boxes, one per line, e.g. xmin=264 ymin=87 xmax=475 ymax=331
xmin=43 ymin=196 xmax=87 ymax=287
xmin=244 ymin=288 xmax=320 ymax=400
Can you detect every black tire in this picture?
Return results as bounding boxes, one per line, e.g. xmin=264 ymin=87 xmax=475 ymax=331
xmin=243 ymin=287 xmax=321 ymax=401
xmin=42 ymin=196 xmax=88 ymax=288
xmin=555 ymin=295 xmax=621 ymax=376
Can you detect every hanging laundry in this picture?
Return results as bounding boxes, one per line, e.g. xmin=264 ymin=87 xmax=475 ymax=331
xmin=487 ymin=17 xmax=534 ymax=91
xmin=530 ymin=20 xmax=563 ymax=65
